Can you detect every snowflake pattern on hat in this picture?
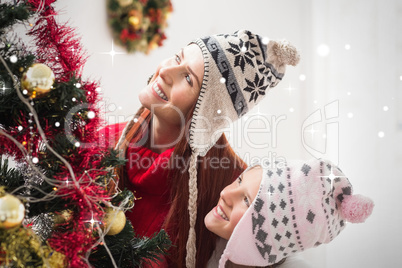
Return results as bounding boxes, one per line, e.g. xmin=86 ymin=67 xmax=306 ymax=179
xmin=186 ymin=30 xmax=301 ymax=268
xmin=189 ymin=30 xmax=300 ymax=157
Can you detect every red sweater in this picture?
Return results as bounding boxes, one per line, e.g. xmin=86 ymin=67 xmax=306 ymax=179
xmin=103 ymin=123 xmax=174 ymax=237
xmin=125 ymin=145 xmax=174 ymax=237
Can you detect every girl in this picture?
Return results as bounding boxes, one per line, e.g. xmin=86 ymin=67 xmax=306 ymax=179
xmin=108 ymin=30 xmax=300 ymax=267
xmin=205 ymin=158 xmax=374 ymax=268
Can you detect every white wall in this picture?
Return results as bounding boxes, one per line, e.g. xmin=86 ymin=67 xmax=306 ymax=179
xmin=23 ymin=0 xmax=402 ymax=267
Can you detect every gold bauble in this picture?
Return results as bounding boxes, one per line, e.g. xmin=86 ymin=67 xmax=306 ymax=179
xmin=21 ymin=63 xmax=55 ymax=98
xmin=103 ymin=207 xmax=126 ymax=236
xmin=0 ymin=194 xmax=25 ymax=229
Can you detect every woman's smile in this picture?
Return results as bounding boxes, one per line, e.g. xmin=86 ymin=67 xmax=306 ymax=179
xmin=216 ymin=205 xmax=229 ymax=221
xmin=152 ymin=81 xmax=168 ymax=101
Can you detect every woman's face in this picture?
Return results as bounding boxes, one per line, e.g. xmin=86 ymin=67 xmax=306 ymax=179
xmin=204 ymin=166 xmax=263 ymax=240
xmin=139 ymin=44 xmax=204 ymax=126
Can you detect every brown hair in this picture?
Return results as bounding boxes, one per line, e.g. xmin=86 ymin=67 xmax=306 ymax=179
xmin=164 ymin=134 xmax=246 ymax=267
xmin=115 ymin=106 xmax=150 ymax=189
xmin=115 ymin=106 xmax=246 ymax=267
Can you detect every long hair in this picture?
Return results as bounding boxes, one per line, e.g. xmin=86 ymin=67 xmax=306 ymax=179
xmin=115 ymin=105 xmax=246 ymax=267
xmin=162 ymin=103 xmax=247 ymax=267
xmin=116 ymin=106 xmax=151 ymax=190
xmin=164 ymin=134 xmax=246 ymax=267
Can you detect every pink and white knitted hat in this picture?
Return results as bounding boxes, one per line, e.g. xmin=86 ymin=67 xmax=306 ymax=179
xmin=185 ymin=30 xmax=300 ymax=267
xmin=219 ymin=158 xmax=374 ymax=267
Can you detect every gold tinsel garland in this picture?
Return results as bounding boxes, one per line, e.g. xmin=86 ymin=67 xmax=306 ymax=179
xmin=0 ymin=226 xmax=65 ymax=267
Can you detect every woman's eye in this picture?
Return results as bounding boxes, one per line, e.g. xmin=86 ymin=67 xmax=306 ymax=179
xmin=186 ymin=74 xmax=192 ymax=86
xmin=175 ymin=54 xmax=181 ymax=64
xmin=244 ymin=196 xmax=250 ymax=207
xmin=238 ymin=177 xmax=242 ymax=185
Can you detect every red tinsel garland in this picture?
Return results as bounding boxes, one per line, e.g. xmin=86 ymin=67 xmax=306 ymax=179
xmin=28 ymin=0 xmax=87 ymax=81
xmin=11 ymin=1 xmax=112 ymax=266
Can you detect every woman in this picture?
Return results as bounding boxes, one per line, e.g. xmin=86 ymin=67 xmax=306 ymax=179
xmin=205 ymin=159 xmax=374 ymax=268
xmin=109 ymin=30 xmax=300 ymax=267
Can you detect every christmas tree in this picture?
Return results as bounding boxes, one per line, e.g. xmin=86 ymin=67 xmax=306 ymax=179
xmin=0 ymin=1 xmax=171 ymax=267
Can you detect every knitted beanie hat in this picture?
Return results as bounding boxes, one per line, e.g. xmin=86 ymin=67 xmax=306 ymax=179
xmin=218 ymin=158 xmax=374 ymax=267
xmin=185 ymin=30 xmax=300 ymax=267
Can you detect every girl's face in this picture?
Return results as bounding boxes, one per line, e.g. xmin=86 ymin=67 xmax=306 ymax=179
xmin=138 ymin=44 xmax=204 ymax=126
xmin=204 ymin=166 xmax=262 ymax=240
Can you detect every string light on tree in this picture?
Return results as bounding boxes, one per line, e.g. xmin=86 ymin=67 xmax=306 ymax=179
xmin=9 ymin=54 xmax=18 ymax=63
xmin=378 ymin=131 xmax=385 ymax=138
xmin=383 ymin=106 xmax=389 ymax=111
xmin=299 ymin=74 xmax=306 ymax=81
xmin=87 ymin=111 xmax=96 ymax=119
xmin=347 ymin=112 xmax=354 ymax=118
xmin=345 ymin=44 xmax=351 ymax=50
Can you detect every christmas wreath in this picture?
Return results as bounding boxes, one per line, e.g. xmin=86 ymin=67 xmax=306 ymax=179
xmin=107 ymin=0 xmax=173 ymax=54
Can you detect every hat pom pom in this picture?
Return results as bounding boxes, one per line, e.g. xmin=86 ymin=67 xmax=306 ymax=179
xmin=272 ymin=40 xmax=301 ymax=66
xmin=341 ymin=194 xmax=374 ymax=223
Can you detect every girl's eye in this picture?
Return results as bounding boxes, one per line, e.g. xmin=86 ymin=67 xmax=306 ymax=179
xmin=175 ymin=54 xmax=181 ymax=64
xmin=175 ymin=54 xmax=193 ymax=86
xmin=185 ymin=75 xmax=192 ymax=86
xmin=244 ymin=196 xmax=250 ymax=207
xmin=238 ymin=176 xmax=242 ymax=185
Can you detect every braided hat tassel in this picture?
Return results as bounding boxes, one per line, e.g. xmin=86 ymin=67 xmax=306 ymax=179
xmin=186 ymin=152 xmax=199 ymax=268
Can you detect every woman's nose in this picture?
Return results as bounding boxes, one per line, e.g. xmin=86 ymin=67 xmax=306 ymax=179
xmin=159 ymin=61 xmax=178 ymax=85
xmin=220 ymin=186 xmax=238 ymax=206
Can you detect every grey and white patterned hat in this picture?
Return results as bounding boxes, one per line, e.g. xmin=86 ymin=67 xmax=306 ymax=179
xmin=185 ymin=30 xmax=300 ymax=267
xmin=188 ymin=30 xmax=300 ymax=156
